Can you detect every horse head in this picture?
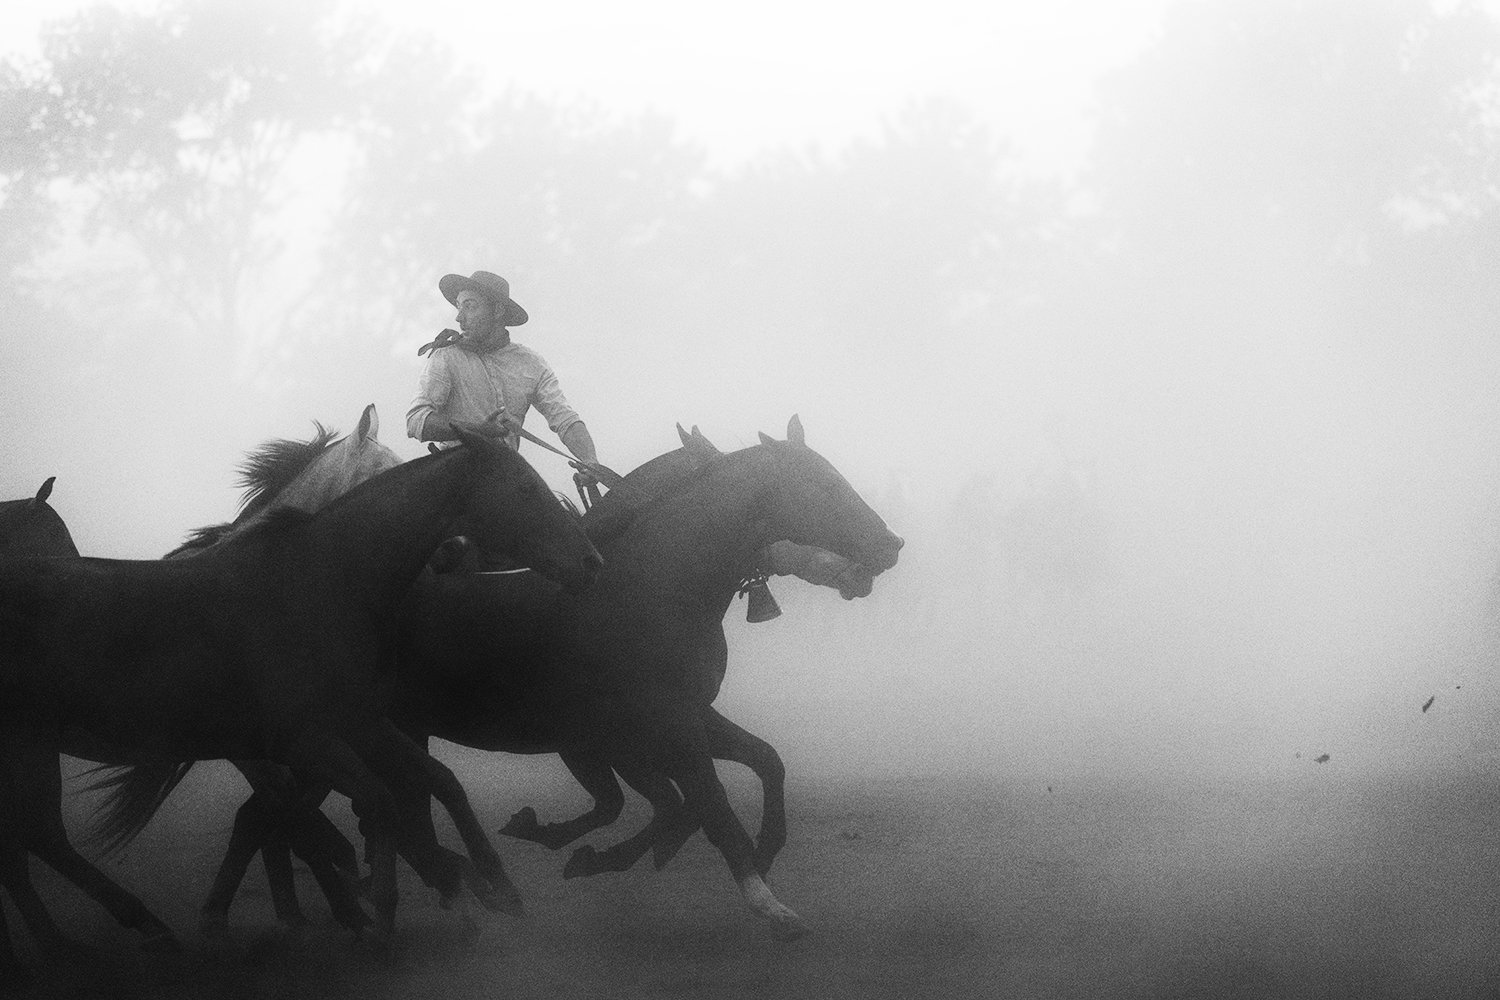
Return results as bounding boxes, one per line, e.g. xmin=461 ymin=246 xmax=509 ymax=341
xmin=450 ymin=424 xmax=603 ymax=593
xmin=749 ymin=415 xmax=903 ymax=576
xmin=260 ymin=404 xmax=402 ymax=514
xmin=0 ymin=477 xmax=81 ymax=560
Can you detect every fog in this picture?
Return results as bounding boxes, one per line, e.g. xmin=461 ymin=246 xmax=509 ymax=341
xmin=3 ymin=0 xmax=1500 ymax=796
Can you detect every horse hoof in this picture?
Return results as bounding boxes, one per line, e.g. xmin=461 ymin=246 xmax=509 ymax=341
xmin=140 ymin=928 xmax=183 ymax=954
xmin=770 ymin=914 xmax=810 ymax=942
xmin=562 ymin=845 xmax=599 ymax=880
xmin=474 ymin=882 xmax=526 ymax=918
xmin=38 ymin=935 xmax=97 ymax=966
xmin=499 ymin=807 xmax=540 ymax=840
xmin=364 ymin=926 xmax=396 ymax=963
xmin=0 ymin=963 xmax=34 ymax=989
xmin=199 ymin=911 xmax=231 ymax=941
xmin=651 ymin=833 xmax=692 ymax=871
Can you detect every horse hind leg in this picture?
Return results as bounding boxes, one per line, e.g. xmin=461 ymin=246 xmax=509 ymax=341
xmin=0 ymin=840 xmax=95 ymax=966
xmin=0 ymin=880 xmax=28 ymax=990
xmin=563 ymin=758 xmax=693 ymax=879
xmin=24 ymin=834 xmax=178 ymax=953
xmin=500 ymin=751 xmax=625 ymax=851
xmin=2 ymin=729 xmax=178 ymax=954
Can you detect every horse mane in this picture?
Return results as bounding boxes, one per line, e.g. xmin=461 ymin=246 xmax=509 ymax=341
xmin=580 ymin=446 xmax=715 ymax=548
xmin=162 ymin=523 xmax=233 ymax=559
xmin=234 ymin=423 xmax=341 ymax=516
xmin=196 ymin=506 xmax=315 ymax=549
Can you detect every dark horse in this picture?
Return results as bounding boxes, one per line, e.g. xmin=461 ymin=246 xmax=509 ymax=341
xmin=0 ymin=478 xmax=104 ymax=982
xmin=392 ymin=416 xmax=901 ymax=937
xmin=0 ymin=479 xmax=78 ymax=562
xmin=99 ymin=417 xmax=900 ymax=939
xmin=0 ymin=427 xmax=601 ymax=952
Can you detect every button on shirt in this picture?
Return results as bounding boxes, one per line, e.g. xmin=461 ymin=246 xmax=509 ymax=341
xmin=406 ymin=341 xmax=582 ymax=450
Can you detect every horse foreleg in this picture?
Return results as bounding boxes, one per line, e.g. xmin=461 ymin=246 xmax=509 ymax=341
xmin=260 ymin=835 xmax=305 ymax=928
xmin=366 ymin=727 xmax=522 ymax=918
xmin=283 ymin=806 xmax=370 ymax=934
xmin=662 ymin=746 xmax=808 ymax=941
xmin=200 ymin=789 xmax=282 ymax=939
xmin=701 ymin=707 xmax=787 ymax=875
xmin=500 ymin=751 xmax=625 ymax=851
xmin=210 ymin=763 xmax=367 ymax=937
xmin=282 ymin=731 xmax=400 ymax=950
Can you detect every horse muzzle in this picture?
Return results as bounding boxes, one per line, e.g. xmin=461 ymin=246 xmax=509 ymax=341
xmin=860 ymin=532 xmax=904 ymax=575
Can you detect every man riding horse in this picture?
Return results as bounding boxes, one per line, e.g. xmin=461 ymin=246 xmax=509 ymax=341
xmin=408 ymin=270 xmax=606 ymax=488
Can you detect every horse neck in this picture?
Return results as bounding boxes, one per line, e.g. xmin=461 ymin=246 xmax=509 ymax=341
xmin=0 ymin=504 xmax=79 ymax=560
xmin=606 ymin=455 xmax=770 ymax=617
xmin=302 ymin=451 xmax=468 ymax=608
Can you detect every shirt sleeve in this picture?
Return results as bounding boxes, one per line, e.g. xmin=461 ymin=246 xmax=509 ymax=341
xmin=406 ymin=353 xmax=453 ymax=441
xmin=530 ymin=364 xmax=582 ymax=438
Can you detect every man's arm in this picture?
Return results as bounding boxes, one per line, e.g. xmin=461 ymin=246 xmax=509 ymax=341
xmin=414 ymin=414 xmax=505 ymax=443
xmin=561 ymin=422 xmax=599 ymax=466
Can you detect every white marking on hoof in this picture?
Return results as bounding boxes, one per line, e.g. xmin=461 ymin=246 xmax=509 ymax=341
xmin=737 ymin=874 xmax=809 ymax=940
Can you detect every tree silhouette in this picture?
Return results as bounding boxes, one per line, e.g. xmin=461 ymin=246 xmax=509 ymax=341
xmin=0 ymin=0 xmax=372 ymax=369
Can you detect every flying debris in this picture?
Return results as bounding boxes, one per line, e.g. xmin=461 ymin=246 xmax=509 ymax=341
xmin=1422 ymin=696 xmax=1435 ymax=713
xmin=1314 ymin=754 xmax=1331 ymax=764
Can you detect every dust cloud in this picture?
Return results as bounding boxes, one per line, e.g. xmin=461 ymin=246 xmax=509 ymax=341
xmin=4 ymin=5 xmax=1500 ymax=991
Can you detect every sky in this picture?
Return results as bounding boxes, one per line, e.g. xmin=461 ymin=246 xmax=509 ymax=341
xmin=0 ymin=0 xmax=1173 ymax=174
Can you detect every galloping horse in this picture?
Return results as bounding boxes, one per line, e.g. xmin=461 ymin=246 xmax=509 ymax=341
xmin=0 ymin=478 xmax=109 ymax=982
xmin=0 ymin=426 xmax=601 ymax=949
xmin=401 ymin=416 xmax=901 ymax=938
xmin=98 ymin=418 xmax=900 ymax=940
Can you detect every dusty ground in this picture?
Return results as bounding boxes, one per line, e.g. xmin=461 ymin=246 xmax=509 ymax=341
xmin=7 ymin=753 xmax=1500 ymax=1000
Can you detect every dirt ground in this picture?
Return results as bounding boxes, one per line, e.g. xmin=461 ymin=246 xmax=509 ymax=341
xmin=7 ymin=753 xmax=1500 ymax=1000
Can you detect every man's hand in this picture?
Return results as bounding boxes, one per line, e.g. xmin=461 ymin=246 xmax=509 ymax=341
xmin=482 ymin=408 xmax=523 ymax=439
xmin=571 ymin=464 xmax=600 ymax=488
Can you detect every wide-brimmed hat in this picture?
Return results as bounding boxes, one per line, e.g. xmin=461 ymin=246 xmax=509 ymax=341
xmin=438 ymin=270 xmax=529 ymax=327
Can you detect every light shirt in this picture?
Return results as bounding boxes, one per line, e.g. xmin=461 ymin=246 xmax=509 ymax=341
xmin=406 ymin=341 xmax=582 ymax=450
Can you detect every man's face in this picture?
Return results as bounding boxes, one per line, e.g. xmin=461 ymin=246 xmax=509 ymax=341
xmin=455 ymin=289 xmax=497 ymax=337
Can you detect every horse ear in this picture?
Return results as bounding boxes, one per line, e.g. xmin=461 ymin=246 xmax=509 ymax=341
xmin=680 ymin=425 xmax=719 ymax=467
xmin=677 ymin=423 xmax=692 ymax=446
xmin=787 ymin=414 xmax=805 ymax=446
xmin=357 ymin=403 xmax=378 ymax=441
xmin=690 ymin=426 xmax=722 ymax=456
xmin=758 ymin=431 xmax=776 ymax=446
xmin=32 ymin=476 xmax=55 ymax=506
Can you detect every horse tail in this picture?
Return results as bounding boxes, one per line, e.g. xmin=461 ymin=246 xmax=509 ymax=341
xmin=82 ymin=761 xmax=197 ymax=856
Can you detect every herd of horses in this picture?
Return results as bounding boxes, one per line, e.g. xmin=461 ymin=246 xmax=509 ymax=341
xmin=0 ymin=404 xmax=902 ymax=979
